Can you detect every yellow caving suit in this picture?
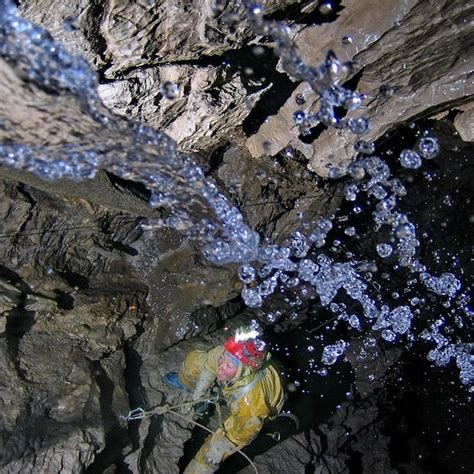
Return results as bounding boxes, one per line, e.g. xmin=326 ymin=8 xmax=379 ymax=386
xmin=179 ymin=345 xmax=285 ymax=474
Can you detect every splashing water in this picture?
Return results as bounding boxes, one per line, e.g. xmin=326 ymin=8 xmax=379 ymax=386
xmin=0 ymin=1 xmax=471 ymax=390
xmin=0 ymin=0 xmax=259 ymax=265
xmin=239 ymin=2 xmax=471 ymax=388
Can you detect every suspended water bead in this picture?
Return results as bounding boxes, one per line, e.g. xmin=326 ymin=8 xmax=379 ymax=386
xmin=364 ymin=156 xmax=390 ymax=181
xmin=293 ymin=110 xmax=306 ymax=125
xmin=348 ymin=314 xmax=361 ymax=330
xmin=290 ymin=231 xmax=309 ymax=257
xmin=427 ymin=346 xmax=454 ymax=367
xmin=347 ymin=117 xmax=369 ymax=134
xmin=266 ymin=312 xmax=277 ymax=323
xmin=321 ymin=340 xmax=348 ymax=365
xmin=318 ymin=105 xmax=338 ymax=126
xmin=249 ymin=3 xmax=263 ymax=15
xmin=160 ymin=81 xmax=180 ymax=100
xmin=243 ymin=67 xmax=254 ymax=76
xmin=287 ymin=277 xmax=301 ymax=289
xmin=238 ymin=264 xmax=256 ymax=283
xmin=395 ymin=222 xmax=416 ymax=238
xmin=295 ymin=93 xmax=306 ymax=105
xmin=376 ymin=243 xmax=393 ymax=258
xmin=399 ymin=149 xmax=422 ymax=169
xmin=254 ymin=266 xmax=270 ymax=281
xmin=343 ymin=92 xmax=363 ymax=111
xmin=390 ymin=306 xmax=413 ymax=334
xmin=344 ymin=226 xmax=356 ymax=237
xmin=422 ymin=272 xmax=461 ymax=298
xmin=417 ymin=136 xmax=440 ymax=159
xmin=317 ymin=368 xmax=328 ymax=376
xmin=317 ymin=218 xmax=333 ymax=233
xmin=307 ymin=345 xmax=315 ymax=352
xmin=382 ymin=329 xmax=396 ymax=342
xmin=258 ymin=245 xmax=297 ymax=272
xmin=371 ymin=185 xmax=387 ymax=200
xmin=319 ymin=1 xmax=333 ymax=15
xmin=344 ymin=183 xmax=358 ymax=201
xmin=242 ymin=287 xmax=263 ymax=308
xmin=258 ymin=276 xmax=280 ymax=298
xmin=364 ymin=337 xmax=377 ymax=348
xmin=354 ymin=140 xmax=375 ymax=154
xmin=348 ymin=162 xmax=366 ymax=180
xmin=298 ymin=259 xmax=320 ymax=283
xmin=308 ymin=229 xmax=326 ymax=247
xmin=252 ymin=45 xmax=266 ymax=56
xmin=342 ymin=35 xmax=353 ymax=45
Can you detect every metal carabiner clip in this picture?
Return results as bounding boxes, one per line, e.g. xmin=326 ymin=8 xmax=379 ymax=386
xmin=125 ymin=407 xmax=145 ymax=420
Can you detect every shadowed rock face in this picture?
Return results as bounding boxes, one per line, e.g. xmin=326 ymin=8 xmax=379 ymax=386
xmin=1 ymin=1 xmax=473 ymax=473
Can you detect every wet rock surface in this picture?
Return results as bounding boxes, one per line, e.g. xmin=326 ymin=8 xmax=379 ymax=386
xmin=1 ymin=1 xmax=473 ymax=473
xmin=247 ymin=0 xmax=474 ymax=176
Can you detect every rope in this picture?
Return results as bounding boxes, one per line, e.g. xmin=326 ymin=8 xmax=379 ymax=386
xmin=121 ymin=397 xmax=259 ymax=474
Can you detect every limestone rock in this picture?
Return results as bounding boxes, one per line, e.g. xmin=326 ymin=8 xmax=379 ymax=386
xmin=246 ymin=0 xmax=473 ymax=176
xmin=216 ymin=145 xmax=343 ymax=242
xmin=454 ymin=102 xmax=474 ymax=142
xmin=98 ymin=64 xmax=270 ymax=153
xmin=20 ymin=0 xmax=299 ymax=75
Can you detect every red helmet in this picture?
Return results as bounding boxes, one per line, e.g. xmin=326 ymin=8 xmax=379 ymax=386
xmin=224 ymin=336 xmax=267 ymax=369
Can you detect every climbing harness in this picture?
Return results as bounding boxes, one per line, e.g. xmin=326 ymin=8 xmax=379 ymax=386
xmin=262 ymin=411 xmax=300 ymax=442
xmin=275 ymin=411 xmax=300 ymax=430
xmin=121 ymin=396 xmax=259 ymax=474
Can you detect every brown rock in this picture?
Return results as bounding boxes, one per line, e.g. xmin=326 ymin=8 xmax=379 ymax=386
xmin=453 ymin=102 xmax=474 ymax=141
xmin=246 ymin=0 xmax=473 ymax=177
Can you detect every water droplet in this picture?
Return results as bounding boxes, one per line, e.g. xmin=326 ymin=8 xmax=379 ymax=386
xmin=348 ymin=162 xmax=365 ymax=180
xmin=239 ymin=265 xmax=256 ymax=283
xmin=376 ymin=243 xmax=393 ymax=258
xmin=319 ymin=2 xmax=333 ymax=15
xmin=252 ymin=45 xmax=265 ymax=56
xmin=347 ymin=117 xmax=369 ymax=134
xmin=295 ymin=93 xmax=306 ymax=105
xmin=399 ymin=149 xmax=422 ymax=169
xmin=293 ymin=110 xmax=306 ymax=125
xmin=354 ymin=140 xmax=375 ymax=154
xmin=417 ymin=136 xmax=439 ymax=159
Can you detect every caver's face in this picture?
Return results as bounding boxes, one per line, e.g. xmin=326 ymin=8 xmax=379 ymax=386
xmin=217 ymin=351 xmax=239 ymax=382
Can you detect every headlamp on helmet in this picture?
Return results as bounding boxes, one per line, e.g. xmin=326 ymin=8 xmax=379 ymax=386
xmin=224 ymin=325 xmax=267 ymax=369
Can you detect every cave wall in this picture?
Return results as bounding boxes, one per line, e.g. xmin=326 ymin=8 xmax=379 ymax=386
xmin=1 ymin=1 xmax=473 ymax=473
